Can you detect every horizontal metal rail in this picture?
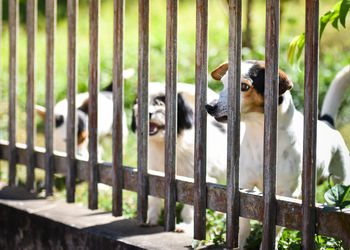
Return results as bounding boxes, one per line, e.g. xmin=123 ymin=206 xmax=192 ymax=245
xmin=0 ymin=140 xmax=349 ymax=247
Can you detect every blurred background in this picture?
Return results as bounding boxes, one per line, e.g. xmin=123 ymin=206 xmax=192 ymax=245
xmin=0 ymin=0 xmax=349 ymax=247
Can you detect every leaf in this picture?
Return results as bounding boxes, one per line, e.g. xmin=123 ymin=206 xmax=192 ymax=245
xmin=287 ymin=33 xmax=305 ymax=65
xmin=324 ymin=184 xmax=350 ymax=208
xmin=320 ymin=10 xmax=333 ymax=37
xmin=340 ymin=0 xmax=350 ymax=27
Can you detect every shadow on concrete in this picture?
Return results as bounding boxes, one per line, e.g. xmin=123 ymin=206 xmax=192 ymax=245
xmin=0 ymin=185 xmax=40 ymax=200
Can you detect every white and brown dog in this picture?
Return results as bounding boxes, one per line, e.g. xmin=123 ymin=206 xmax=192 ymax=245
xmin=132 ymin=82 xmax=228 ymax=232
xmin=35 ymin=68 xmax=134 ymax=159
xmin=205 ymin=61 xmax=350 ymax=248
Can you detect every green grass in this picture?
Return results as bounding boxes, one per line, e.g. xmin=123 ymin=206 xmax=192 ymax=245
xmin=0 ymin=0 xmax=350 ymax=248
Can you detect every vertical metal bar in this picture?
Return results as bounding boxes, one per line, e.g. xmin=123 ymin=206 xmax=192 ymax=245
xmin=45 ymin=0 xmax=56 ymax=197
xmin=194 ymin=0 xmax=208 ymax=240
xmin=26 ymin=0 xmax=37 ymax=191
xmin=226 ymin=0 xmax=242 ymax=248
xmin=137 ymin=0 xmax=149 ymax=223
xmin=66 ymin=0 xmax=78 ymax=203
xmin=302 ymin=0 xmax=319 ymax=248
xmin=88 ymin=0 xmax=100 ymax=210
xmin=8 ymin=0 xmax=19 ymax=186
xmin=0 ymin=0 xmax=2 ymax=73
xmin=112 ymin=0 xmax=124 ymax=217
xmin=262 ymin=0 xmax=279 ymax=248
xmin=164 ymin=0 xmax=178 ymax=232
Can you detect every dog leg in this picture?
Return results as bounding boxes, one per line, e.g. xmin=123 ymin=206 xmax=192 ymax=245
xmin=176 ymin=204 xmax=194 ymax=234
xmin=147 ymin=196 xmax=162 ymax=225
xmin=238 ymin=217 xmax=251 ymax=249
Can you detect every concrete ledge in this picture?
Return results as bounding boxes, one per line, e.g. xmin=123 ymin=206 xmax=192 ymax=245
xmin=0 ymin=185 xmax=194 ymax=250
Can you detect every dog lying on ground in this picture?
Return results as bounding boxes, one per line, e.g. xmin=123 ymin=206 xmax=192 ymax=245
xmin=131 ymin=82 xmax=228 ymax=233
xmin=36 ymin=69 xmax=133 ymax=159
xmin=205 ymin=60 xmax=350 ymax=248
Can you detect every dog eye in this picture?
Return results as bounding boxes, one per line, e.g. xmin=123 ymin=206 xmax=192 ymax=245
xmin=241 ymin=83 xmax=250 ymax=92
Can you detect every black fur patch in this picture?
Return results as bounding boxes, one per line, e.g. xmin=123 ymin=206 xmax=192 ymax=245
xmin=247 ymin=62 xmax=265 ymax=96
xmin=131 ymin=98 xmax=137 ymax=132
xmin=278 ymin=96 xmax=284 ymax=105
xmin=102 ymin=82 xmax=113 ymax=92
xmin=55 ymin=115 xmax=64 ymax=128
xmin=319 ymin=114 xmax=335 ymax=127
xmin=177 ymin=93 xmax=193 ymax=133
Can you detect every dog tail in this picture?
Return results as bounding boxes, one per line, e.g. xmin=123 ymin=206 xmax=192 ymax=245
xmin=320 ymin=64 xmax=350 ymax=127
xmin=102 ymin=68 xmax=135 ymax=92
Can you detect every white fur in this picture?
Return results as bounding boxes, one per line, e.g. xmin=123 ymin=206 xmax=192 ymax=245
xmin=133 ymin=82 xmax=228 ymax=233
xmin=38 ymin=91 xmax=128 ymax=159
xmin=208 ymin=61 xmax=350 ymax=249
xmin=321 ymin=64 xmax=350 ymax=122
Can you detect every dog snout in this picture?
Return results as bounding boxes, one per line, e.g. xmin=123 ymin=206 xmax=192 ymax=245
xmin=205 ymin=103 xmax=217 ymax=116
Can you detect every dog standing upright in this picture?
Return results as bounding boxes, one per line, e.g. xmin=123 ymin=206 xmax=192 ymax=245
xmin=206 ymin=61 xmax=350 ymax=248
xmin=132 ymin=82 xmax=228 ymax=232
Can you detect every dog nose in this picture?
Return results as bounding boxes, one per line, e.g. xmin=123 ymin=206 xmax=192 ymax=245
xmin=205 ymin=103 xmax=217 ymax=116
xmin=149 ymin=113 xmax=152 ymax=120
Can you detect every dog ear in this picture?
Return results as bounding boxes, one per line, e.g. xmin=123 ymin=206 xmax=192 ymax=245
xmin=177 ymin=93 xmax=193 ymax=133
xmin=35 ymin=104 xmax=46 ymax=120
xmin=131 ymin=98 xmax=137 ymax=132
xmin=211 ymin=62 xmax=228 ymax=81
xmin=278 ymin=69 xmax=293 ymax=95
xmin=78 ymin=97 xmax=89 ymax=114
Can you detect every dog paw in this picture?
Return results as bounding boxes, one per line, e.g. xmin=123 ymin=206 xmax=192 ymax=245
xmin=175 ymin=227 xmax=185 ymax=233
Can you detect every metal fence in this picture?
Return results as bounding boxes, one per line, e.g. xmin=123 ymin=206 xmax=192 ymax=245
xmin=0 ymin=0 xmax=350 ymax=249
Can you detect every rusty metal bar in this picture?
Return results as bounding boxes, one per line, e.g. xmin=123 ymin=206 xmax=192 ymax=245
xmin=164 ymin=0 xmax=178 ymax=232
xmin=112 ymin=0 xmax=124 ymax=217
xmin=137 ymin=0 xmax=149 ymax=223
xmin=88 ymin=0 xmax=100 ymax=210
xmin=226 ymin=0 xmax=242 ymax=248
xmin=194 ymin=0 xmax=208 ymax=240
xmin=262 ymin=0 xmax=279 ymax=248
xmin=66 ymin=0 xmax=78 ymax=203
xmin=1 ymin=141 xmax=350 ymax=247
xmin=8 ymin=0 xmax=19 ymax=186
xmin=45 ymin=0 xmax=56 ymax=197
xmin=302 ymin=0 xmax=319 ymax=248
xmin=26 ymin=0 xmax=37 ymax=191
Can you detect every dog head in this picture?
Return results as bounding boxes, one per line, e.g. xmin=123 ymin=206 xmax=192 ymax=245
xmin=35 ymin=99 xmax=89 ymax=157
xmin=131 ymin=82 xmax=194 ymax=141
xmin=205 ymin=60 xmax=293 ymax=122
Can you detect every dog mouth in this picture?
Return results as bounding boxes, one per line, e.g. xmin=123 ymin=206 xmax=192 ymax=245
xmin=214 ymin=115 xmax=228 ymax=123
xmin=149 ymin=122 xmax=165 ymax=135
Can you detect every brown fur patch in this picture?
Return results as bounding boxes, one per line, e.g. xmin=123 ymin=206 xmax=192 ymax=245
xmin=278 ymin=69 xmax=293 ymax=95
xmin=78 ymin=130 xmax=88 ymax=145
xmin=241 ymin=78 xmax=264 ymax=113
xmin=211 ymin=62 xmax=228 ymax=81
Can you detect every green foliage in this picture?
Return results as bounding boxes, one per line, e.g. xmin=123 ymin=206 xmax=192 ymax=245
xmin=287 ymin=0 xmax=350 ymax=64
xmin=324 ymin=184 xmax=350 ymax=209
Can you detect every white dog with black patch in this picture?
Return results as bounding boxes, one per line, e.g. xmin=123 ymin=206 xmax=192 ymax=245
xmin=205 ymin=61 xmax=350 ymax=249
xmin=132 ymin=82 xmax=228 ymax=233
xmin=36 ymin=69 xmax=134 ymax=159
